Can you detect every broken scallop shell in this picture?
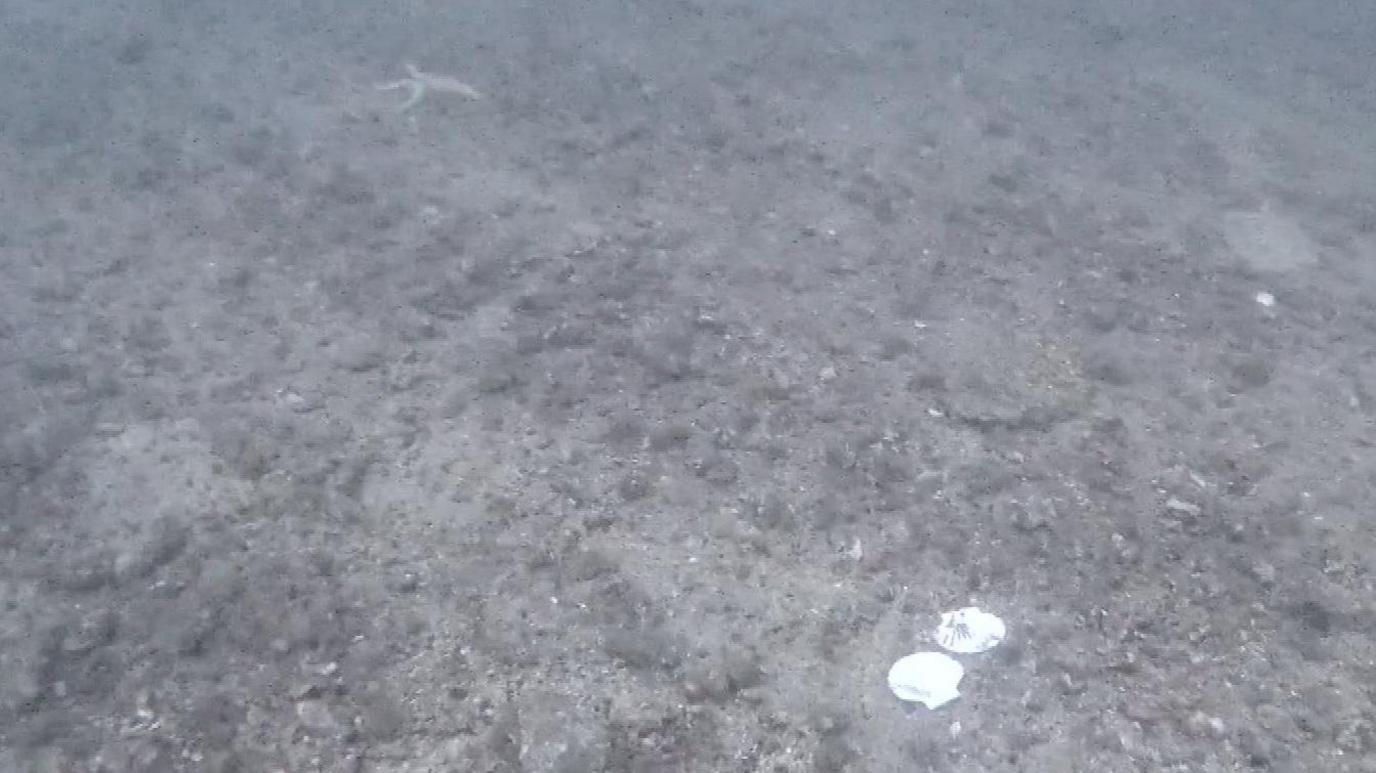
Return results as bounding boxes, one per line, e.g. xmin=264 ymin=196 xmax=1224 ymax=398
xmin=887 ymin=652 xmax=964 ymax=709
xmin=935 ymin=606 xmax=1006 ymax=654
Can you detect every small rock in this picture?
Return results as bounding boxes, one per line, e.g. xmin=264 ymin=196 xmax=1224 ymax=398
xmin=723 ymin=647 xmax=763 ymax=692
xmin=296 ymin=699 xmax=342 ymax=735
xmin=1185 ymin=711 xmax=1227 ymax=739
xmin=1336 ymin=716 xmax=1373 ymax=754
xmin=61 ymin=609 xmax=118 ymax=654
xmin=1008 ymin=498 xmax=1053 ymax=532
xmin=0 ymin=653 xmax=43 ymax=710
xmin=569 ymin=220 xmax=604 ymax=244
xmin=1110 ymin=532 xmax=1139 ymax=563
xmin=1236 ymin=727 xmax=1276 ymax=768
xmin=113 ymin=516 xmax=190 ymax=584
xmin=391 ymin=572 xmax=420 ymax=593
xmin=328 ymin=334 xmax=386 ymax=372
xmin=281 ymin=388 xmax=326 ymax=413
xmin=289 ymin=682 xmax=319 ymax=700
xmin=1057 ymin=672 xmax=1085 ymax=696
xmin=1165 ymin=497 xmax=1202 ymax=518
xmin=355 ymin=685 xmax=407 ymax=743
xmin=682 ymin=662 xmax=730 ymax=703
xmin=517 ymin=687 xmax=607 ymax=772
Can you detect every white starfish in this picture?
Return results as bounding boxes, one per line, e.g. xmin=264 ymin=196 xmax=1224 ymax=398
xmin=376 ymin=63 xmax=484 ymax=112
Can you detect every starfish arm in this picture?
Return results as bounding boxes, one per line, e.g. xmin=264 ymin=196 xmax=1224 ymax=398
xmin=427 ymin=77 xmax=483 ymax=100
xmin=395 ymin=81 xmax=427 ymax=112
xmin=406 ymin=63 xmax=483 ymax=100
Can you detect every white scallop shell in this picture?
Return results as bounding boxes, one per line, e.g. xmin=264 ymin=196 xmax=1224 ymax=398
xmin=887 ymin=652 xmax=964 ymax=708
xmin=935 ymin=606 xmax=1006 ymax=654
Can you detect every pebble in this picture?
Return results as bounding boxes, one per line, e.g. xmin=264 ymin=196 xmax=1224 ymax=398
xmin=328 ymin=335 xmax=386 ymax=372
xmin=1185 ymin=710 xmax=1227 ymax=739
xmin=281 ymin=388 xmax=325 ymax=413
xmin=682 ymin=662 xmax=730 ymax=702
xmin=296 ymin=699 xmax=342 ymax=734
xmin=61 ymin=609 xmax=118 ymax=653
xmin=391 ymin=572 xmax=420 ymax=593
xmin=1165 ymin=497 xmax=1202 ymax=518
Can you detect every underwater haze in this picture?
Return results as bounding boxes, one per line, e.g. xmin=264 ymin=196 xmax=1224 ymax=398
xmin=2 ymin=0 xmax=1375 ymax=770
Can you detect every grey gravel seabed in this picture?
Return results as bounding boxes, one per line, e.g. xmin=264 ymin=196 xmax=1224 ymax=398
xmin=2 ymin=1 xmax=1375 ymax=771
